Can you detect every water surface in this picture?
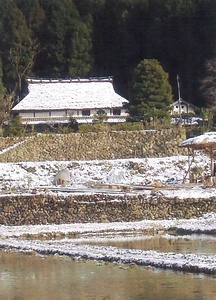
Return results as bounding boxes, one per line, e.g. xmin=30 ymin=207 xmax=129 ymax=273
xmin=78 ymin=234 xmax=216 ymax=255
xmin=0 ymin=250 xmax=215 ymax=300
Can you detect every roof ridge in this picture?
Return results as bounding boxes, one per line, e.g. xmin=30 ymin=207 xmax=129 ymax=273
xmin=27 ymin=76 xmax=113 ymax=84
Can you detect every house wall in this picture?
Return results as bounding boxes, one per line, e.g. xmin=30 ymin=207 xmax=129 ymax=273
xmin=51 ymin=111 xmax=66 ymax=117
xmin=35 ymin=111 xmax=50 ymax=117
xmin=171 ymin=105 xmax=195 ymax=115
xmin=19 ymin=107 xmax=128 ymax=123
xmin=20 ymin=112 xmax=34 ymax=118
xmin=67 ymin=110 xmax=78 ymax=117
xmin=74 ymin=108 xmax=127 ymax=117
xmin=187 ymin=107 xmax=195 ymax=114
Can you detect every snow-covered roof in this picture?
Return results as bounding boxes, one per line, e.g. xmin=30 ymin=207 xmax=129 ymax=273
xmin=12 ymin=78 xmax=129 ymax=111
xmin=179 ymin=132 xmax=216 ymax=149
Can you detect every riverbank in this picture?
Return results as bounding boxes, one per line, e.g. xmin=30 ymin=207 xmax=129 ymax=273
xmin=0 ymin=213 xmax=215 ymax=275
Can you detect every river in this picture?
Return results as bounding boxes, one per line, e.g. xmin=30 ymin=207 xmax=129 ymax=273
xmin=0 ymin=247 xmax=215 ymax=300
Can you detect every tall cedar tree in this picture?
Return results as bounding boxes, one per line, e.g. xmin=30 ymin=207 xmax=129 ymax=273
xmin=130 ymin=59 xmax=173 ymax=119
xmin=28 ymin=0 xmax=46 ymax=35
xmin=37 ymin=0 xmax=92 ymax=77
xmin=69 ymin=20 xmax=93 ymax=77
xmin=0 ymin=1 xmax=36 ymax=102
xmin=201 ymin=59 xmax=216 ymax=111
xmin=92 ymin=0 xmax=216 ymax=105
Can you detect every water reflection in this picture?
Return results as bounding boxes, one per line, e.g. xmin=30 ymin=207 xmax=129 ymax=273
xmin=78 ymin=234 xmax=216 ymax=255
xmin=0 ymin=250 xmax=215 ymax=300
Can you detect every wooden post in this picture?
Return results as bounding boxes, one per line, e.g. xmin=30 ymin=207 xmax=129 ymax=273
xmin=210 ymin=146 xmax=213 ymax=176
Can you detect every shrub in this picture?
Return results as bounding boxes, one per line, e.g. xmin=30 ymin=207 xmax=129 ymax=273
xmin=110 ymin=122 xmax=143 ymax=131
xmin=79 ymin=123 xmax=109 ymax=133
xmin=4 ymin=115 xmax=24 ymax=137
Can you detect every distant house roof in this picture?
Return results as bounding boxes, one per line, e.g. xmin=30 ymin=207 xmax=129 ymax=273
xmin=12 ymin=77 xmax=128 ymax=112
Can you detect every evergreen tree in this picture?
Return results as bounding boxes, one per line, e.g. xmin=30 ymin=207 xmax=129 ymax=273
xmin=129 ymin=59 xmax=173 ymax=120
xmin=0 ymin=0 xmax=215 ymax=108
xmin=200 ymin=58 xmax=216 ymax=110
xmin=5 ymin=115 xmax=24 ymax=137
xmin=0 ymin=1 xmax=36 ymax=101
xmin=15 ymin=0 xmax=35 ymax=17
xmin=69 ymin=20 xmax=93 ymax=76
xmin=28 ymin=0 xmax=46 ymax=35
xmin=38 ymin=0 xmax=92 ymax=77
xmin=92 ymin=0 xmax=135 ymax=84
xmin=160 ymin=0 xmax=216 ymax=105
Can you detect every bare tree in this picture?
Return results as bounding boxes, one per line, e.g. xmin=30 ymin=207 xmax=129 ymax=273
xmin=9 ymin=39 xmax=39 ymax=102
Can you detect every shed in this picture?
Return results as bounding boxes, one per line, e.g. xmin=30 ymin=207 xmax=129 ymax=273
xmin=179 ymin=132 xmax=216 ymax=181
xmin=170 ymin=98 xmax=199 ymax=115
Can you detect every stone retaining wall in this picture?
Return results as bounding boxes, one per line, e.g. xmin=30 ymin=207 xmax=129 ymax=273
xmin=0 ymin=128 xmax=196 ymax=226
xmin=0 ymin=137 xmax=25 ymax=152
xmin=0 ymin=127 xmax=186 ymax=162
xmin=0 ymin=193 xmax=215 ymax=225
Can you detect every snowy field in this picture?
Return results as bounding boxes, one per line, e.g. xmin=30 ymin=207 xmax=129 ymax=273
xmin=0 ymin=152 xmax=215 ymax=199
xmin=0 ymin=152 xmax=216 ymax=274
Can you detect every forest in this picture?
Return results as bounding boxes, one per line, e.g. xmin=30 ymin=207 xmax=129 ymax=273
xmin=0 ymin=0 xmax=216 ymax=121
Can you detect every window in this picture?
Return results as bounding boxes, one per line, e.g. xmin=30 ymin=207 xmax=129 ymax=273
xmin=97 ymin=109 xmax=106 ymax=115
xmin=113 ymin=108 xmax=121 ymax=115
xmin=82 ymin=109 xmax=90 ymax=116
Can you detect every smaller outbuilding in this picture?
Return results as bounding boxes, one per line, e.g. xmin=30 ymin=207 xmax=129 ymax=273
xmin=179 ymin=131 xmax=216 ymax=184
xmin=170 ymin=98 xmax=199 ymax=116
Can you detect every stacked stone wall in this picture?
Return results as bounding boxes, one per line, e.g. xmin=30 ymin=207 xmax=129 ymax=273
xmin=0 ymin=193 xmax=215 ymax=225
xmin=0 ymin=128 xmax=186 ymax=162
xmin=0 ymin=128 xmax=199 ymax=226
xmin=0 ymin=137 xmax=25 ymax=152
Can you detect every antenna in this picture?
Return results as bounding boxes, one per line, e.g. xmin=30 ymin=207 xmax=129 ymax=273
xmin=177 ymin=75 xmax=182 ymax=122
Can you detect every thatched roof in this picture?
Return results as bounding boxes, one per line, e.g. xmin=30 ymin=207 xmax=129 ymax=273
xmin=179 ymin=132 xmax=216 ymax=149
xmin=12 ymin=77 xmax=128 ymax=112
xmin=179 ymin=132 xmax=216 ymax=176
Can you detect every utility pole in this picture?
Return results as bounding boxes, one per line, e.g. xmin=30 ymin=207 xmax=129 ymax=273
xmin=177 ymin=75 xmax=182 ymax=122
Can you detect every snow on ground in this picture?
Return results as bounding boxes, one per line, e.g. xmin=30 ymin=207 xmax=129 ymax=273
xmin=0 ymin=153 xmax=216 ymax=274
xmin=0 ymin=152 xmax=215 ymax=198
xmin=0 ymin=213 xmax=215 ymax=238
